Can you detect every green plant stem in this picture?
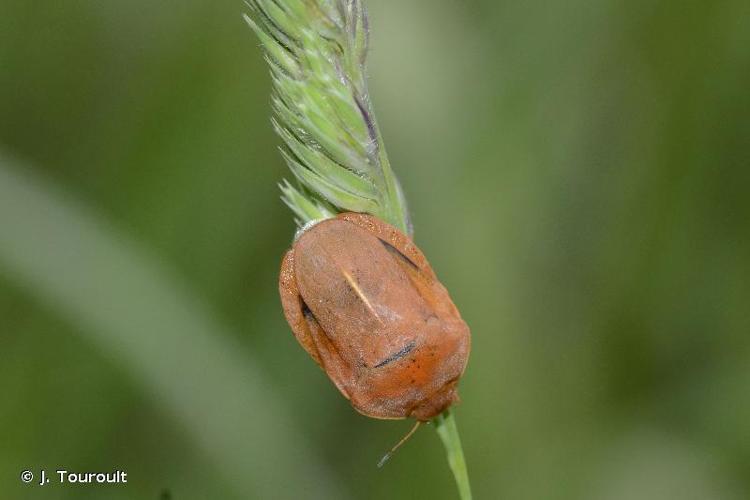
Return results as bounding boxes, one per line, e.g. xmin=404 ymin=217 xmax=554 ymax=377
xmin=434 ymin=410 xmax=472 ymax=500
xmin=245 ymin=1 xmax=471 ymax=495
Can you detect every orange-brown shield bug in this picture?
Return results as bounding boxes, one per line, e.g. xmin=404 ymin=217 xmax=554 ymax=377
xmin=279 ymin=212 xmax=470 ymax=421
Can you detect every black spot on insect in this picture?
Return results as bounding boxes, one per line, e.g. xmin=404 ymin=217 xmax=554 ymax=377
xmin=302 ymin=301 xmax=328 ymax=337
xmin=301 ymin=301 xmax=315 ymax=320
xmin=374 ymin=341 xmax=416 ymax=368
xmin=380 ymin=240 xmax=419 ymax=270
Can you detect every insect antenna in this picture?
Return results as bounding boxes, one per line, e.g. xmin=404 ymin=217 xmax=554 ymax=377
xmin=377 ymin=420 xmax=422 ymax=468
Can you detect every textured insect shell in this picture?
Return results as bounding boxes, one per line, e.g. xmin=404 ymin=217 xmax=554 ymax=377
xmin=279 ymin=213 xmax=470 ymax=421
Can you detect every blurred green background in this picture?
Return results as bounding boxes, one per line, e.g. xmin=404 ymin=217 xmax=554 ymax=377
xmin=1 ymin=0 xmax=749 ymax=499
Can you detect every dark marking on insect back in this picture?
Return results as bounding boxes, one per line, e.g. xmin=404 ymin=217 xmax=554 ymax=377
xmin=374 ymin=341 xmax=416 ymax=368
xmin=380 ymin=240 xmax=419 ymax=270
xmin=301 ymin=300 xmax=314 ymax=319
xmin=301 ymin=301 xmax=322 ymax=329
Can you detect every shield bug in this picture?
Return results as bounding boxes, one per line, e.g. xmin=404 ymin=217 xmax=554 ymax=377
xmin=279 ymin=212 xmax=470 ymax=421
